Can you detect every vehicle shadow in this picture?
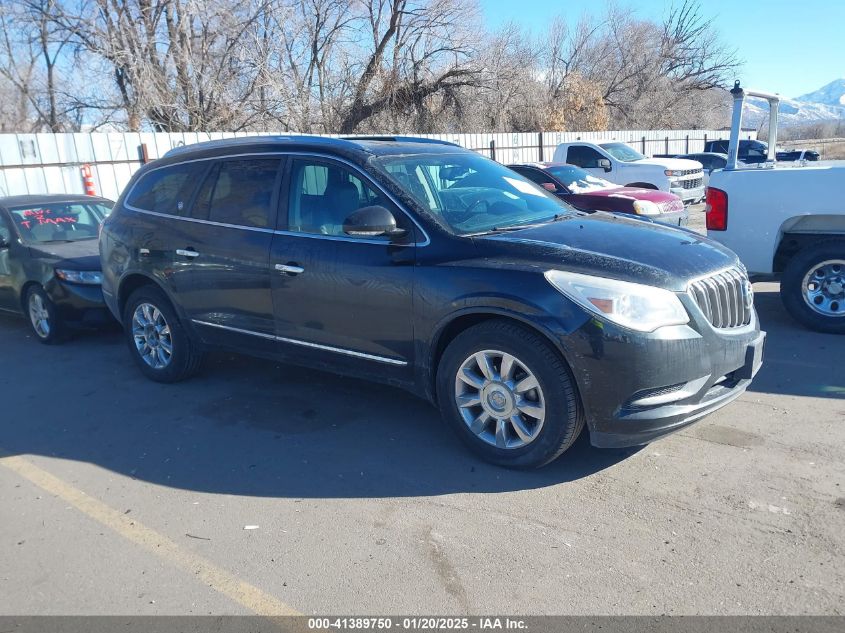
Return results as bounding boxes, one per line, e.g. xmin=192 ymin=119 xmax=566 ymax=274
xmin=0 ymin=313 xmax=639 ymax=499
xmin=748 ymin=282 xmax=845 ymax=400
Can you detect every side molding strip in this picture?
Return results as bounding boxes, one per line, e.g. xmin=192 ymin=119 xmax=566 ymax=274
xmin=191 ymin=319 xmax=408 ymax=366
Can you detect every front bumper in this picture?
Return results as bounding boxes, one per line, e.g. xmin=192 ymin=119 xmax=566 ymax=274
xmin=44 ymin=278 xmax=113 ymax=327
xmin=670 ymin=183 xmax=705 ymax=204
xmin=556 ymin=297 xmax=764 ymax=448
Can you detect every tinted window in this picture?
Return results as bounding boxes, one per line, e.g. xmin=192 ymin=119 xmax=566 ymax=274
xmin=7 ymin=202 xmax=109 ymax=243
xmin=194 ymin=159 xmax=280 ymax=228
xmin=126 ymin=163 xmax=201 ymax=215
xmin=287 ymin=159 xmax=391 ymax=237
xmin=567 ymin=145 xmax=606 ymax=168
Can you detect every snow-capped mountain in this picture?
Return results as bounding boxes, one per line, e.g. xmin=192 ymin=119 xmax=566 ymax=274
xmin=740 ymin=79 xmax=845 ymax=127
xmin=796 ymin=78 xmax=845 ymax=107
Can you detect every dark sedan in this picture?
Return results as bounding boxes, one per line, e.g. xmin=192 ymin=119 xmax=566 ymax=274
xmin=0 ymin=194 xmax=113 ymax=343
xmin=508 ymin=162 xmax=688 ymax=226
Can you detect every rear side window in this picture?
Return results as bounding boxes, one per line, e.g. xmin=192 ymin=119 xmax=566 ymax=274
xmin=193 ymin=159 xmax=281 ymax=228
xmin=126 ymin=163 xmax=201 ymax=215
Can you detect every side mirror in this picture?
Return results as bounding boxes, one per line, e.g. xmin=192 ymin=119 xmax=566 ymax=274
xmin=343 ymin=205 xmax=407 ymax=239
xmin=541 ymin=182 xmax=558 ymax=192
xmin=597 ymin=159 xmax=612 ymax=172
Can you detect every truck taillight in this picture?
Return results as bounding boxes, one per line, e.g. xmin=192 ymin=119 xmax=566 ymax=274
xmin=705 ymin=187 xmax=728 ymax=231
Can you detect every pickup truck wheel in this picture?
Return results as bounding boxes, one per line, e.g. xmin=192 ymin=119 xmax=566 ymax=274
xmin=781 ymin=240 xmax=845 ymax=334
xmin=436 ymin=320 xmax=584 ymax=468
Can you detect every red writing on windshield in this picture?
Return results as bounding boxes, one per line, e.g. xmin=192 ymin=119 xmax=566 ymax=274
xmin=17 ymin=208 xmax=78 ymax=229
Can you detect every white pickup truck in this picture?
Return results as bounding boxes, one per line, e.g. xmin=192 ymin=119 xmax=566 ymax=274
xmin=706 ymin=82 xmax=845 ymax=334
xmin=552 ymin=139 xmax=705 ymax=205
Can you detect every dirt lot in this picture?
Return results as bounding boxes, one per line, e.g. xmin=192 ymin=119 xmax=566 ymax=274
xmin=0 ymin=214 xmax=843 ymax=615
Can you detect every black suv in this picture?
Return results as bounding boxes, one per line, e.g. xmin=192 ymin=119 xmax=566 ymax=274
xmin=100 ymin=136 xmax=765 ymax=468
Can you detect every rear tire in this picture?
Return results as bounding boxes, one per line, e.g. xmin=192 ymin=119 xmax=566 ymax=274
xmin=780 ymin=239 xmax=845 ymax=334
xmin=123 ymin=285 xmax=204 ymax=382
xmin=436 ymin=319 xmax=584 ymax=468
xmin=26 ymin=286 xmax=65 ymax=345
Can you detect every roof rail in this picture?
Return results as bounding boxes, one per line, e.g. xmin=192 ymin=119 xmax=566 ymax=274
xmin=340 ymin=135 xmax=461 ymax=147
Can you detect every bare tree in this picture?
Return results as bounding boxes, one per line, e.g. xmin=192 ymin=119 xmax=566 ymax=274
xmin=0 ymin=0 xmax=742 ymax=133
xmin=0 ymin=0 xmax=78 ymax=131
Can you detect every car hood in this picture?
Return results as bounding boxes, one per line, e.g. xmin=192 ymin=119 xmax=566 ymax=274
xmin=28 ymin=239 xmax=101 ymax=270
xmin=474 ymin=213 xmax=739 ymax=291
xmin=632 ymin=157 xmax=703 ymax=170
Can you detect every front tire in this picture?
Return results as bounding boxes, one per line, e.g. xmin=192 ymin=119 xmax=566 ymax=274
xmin=781 ymin=239 xmax=845 ymax=334
xmin=123 ymin=286 xmax=204 ymax=382
xmin=436 ymin=320 xmax=584 ymax=468
xmin=26 ymin=286 xmax=65 ymax=344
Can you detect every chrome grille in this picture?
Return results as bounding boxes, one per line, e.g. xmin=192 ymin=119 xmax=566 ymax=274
xmin=688 ymin=268 xmax=753 ymax=329
xmin=682 ymin=177 xmax=703 ymax=189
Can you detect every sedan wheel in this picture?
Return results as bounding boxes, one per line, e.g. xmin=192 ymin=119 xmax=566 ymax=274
xmin=28 ymin=292 xmax=51 ymax=339
xmin=25 ymin=286 xmax=65 ymax=344
xmin=454 ymin=349 xmax=545 ymax=449
xmin=131 ymin=303 xmax=174 ymax=369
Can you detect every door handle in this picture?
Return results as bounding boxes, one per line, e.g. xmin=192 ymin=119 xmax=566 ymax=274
xmin=275 ymin=263 xmax=304 ymax=275
xmin=176 ymin=248 xmax=200 ymax=258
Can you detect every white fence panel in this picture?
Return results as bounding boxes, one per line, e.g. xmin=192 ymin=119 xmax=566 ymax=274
xmin=0 ymin=128 xmax=752 ymax=198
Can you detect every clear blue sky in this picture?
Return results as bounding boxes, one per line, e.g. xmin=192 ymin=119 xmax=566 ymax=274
xmin=481 ymin=0 xmax=844 ymax=99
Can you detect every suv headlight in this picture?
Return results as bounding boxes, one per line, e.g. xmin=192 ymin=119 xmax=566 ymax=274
xmin=664 ymin=169 xmax=683 ymax=176
xmin=55 ymin=269 xmax=103 ymax=285
xmin=545 ymin=270 xmax=688 ymax=332
xmin=632 ymin=200 xmax=660 ymax=216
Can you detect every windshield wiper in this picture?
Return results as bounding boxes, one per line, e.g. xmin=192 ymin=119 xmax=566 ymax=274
xmin=490 ymin=222 xmax=549 ymax=232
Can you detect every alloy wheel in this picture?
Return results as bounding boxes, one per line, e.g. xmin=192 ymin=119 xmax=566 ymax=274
xmin=28 ymin=293 xmax=50 ymax=339
xmin=454 ymin=349 xmax=546 ymax=449
xmin=131 ymin=303 xmax=174 ymax=369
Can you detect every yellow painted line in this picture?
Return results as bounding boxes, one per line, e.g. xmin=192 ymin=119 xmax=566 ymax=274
xmin=0 ymin=452 xmax=300 ymax=616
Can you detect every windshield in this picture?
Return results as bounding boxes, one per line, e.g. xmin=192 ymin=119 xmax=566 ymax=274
xmin=374 ymin=153 xmax=573 ymax=235
xmin=599 ymin=142 xmax=646 ymax=162
xmin=8 ymin=201 xmax=111 ymax=243
xmin=545 ymin=165 xmax=614 ymax=193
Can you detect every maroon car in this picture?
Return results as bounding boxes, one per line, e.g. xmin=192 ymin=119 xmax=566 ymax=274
xmin=508 ymin=162 xmax=688 ymax=226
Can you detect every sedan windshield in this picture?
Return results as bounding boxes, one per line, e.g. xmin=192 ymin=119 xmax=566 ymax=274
xmin=374 ymin=153 xmax=573 ymax=235
xmin=599 ymin=142 xmax=646 ymax=162
xmin=545 ymin=165 xmax=614 ymax=193
xmin=8 ymin=202 xmax=111 ymax=243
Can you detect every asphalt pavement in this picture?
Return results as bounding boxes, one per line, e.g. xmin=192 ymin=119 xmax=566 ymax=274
xmin=1 ymin=206 xmax=843 ymax=615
